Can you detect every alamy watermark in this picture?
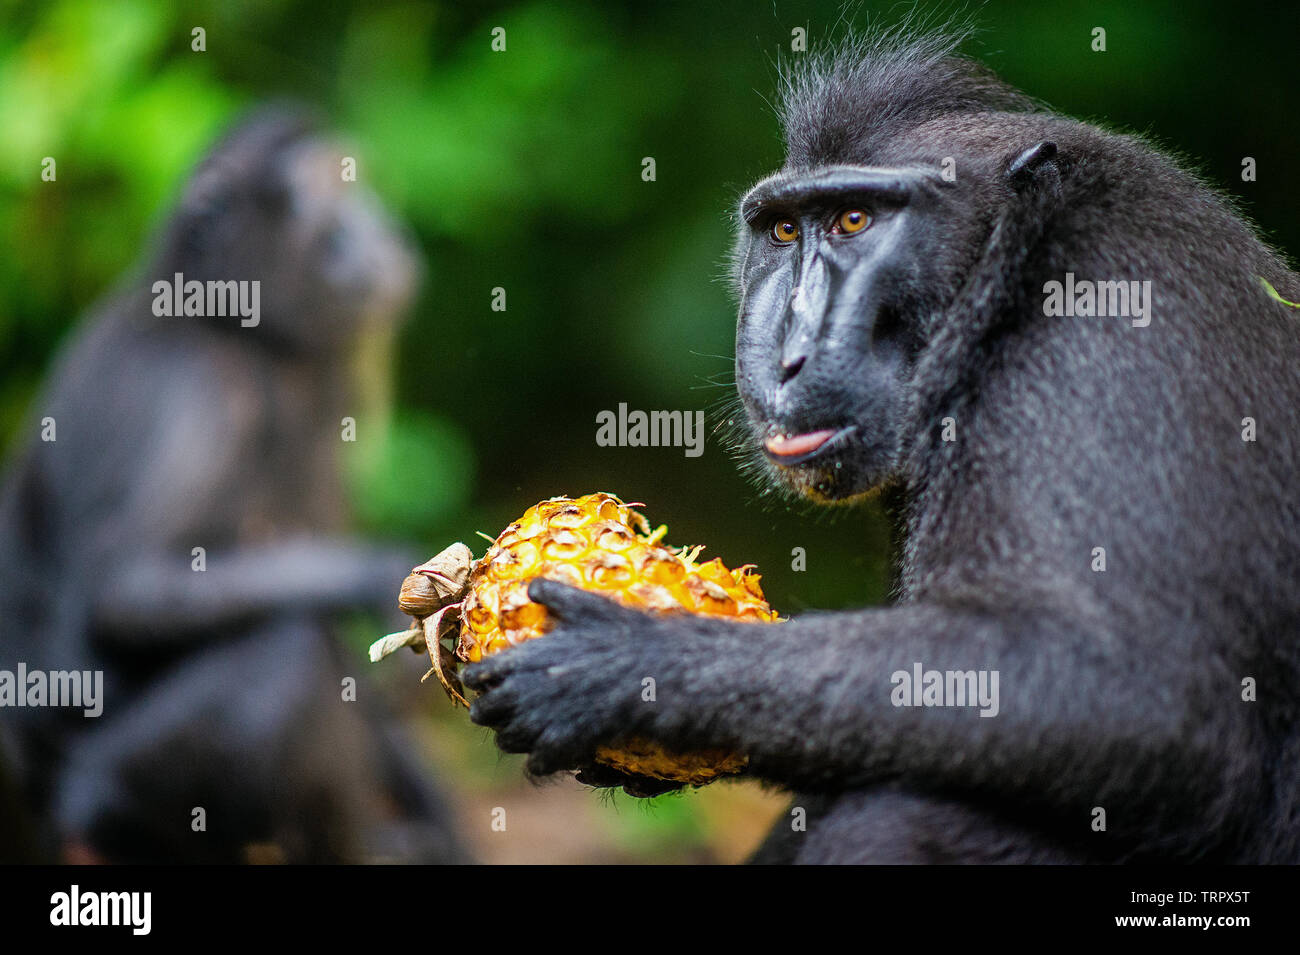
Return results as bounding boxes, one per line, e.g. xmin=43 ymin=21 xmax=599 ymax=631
xmin=50 ymin=885 xmax=150 ymax=935
xmin=1042 ymin=272 xmax=1152 ymax=327
xmin=891 ymin=662 xmax=999 ymax=717
xmin=0 ymin=664 xmax=102 ymax=717
xmin=151 ymin=272 xmax=260 ymax=327
xmin=596 ymin=403 xmax=704 ymax=458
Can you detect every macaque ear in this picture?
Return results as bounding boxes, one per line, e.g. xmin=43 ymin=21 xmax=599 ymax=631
xmin=1006 ymin=140 xmax=1059 ymax=188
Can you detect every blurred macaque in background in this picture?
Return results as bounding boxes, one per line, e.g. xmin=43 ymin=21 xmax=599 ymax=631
xmin=0 ymin=108 xmax=468 ymax=863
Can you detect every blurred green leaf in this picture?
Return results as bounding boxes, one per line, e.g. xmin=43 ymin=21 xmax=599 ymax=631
xmin=344 ymin=408 xmax=476 ymax=538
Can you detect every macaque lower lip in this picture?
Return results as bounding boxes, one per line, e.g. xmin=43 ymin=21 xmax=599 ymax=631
xmin=763 ymin=427 xmax=852 ymax=465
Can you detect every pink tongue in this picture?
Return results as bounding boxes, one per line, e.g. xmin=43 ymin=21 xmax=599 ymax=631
xmin=765 ymin=429 xmax=836 ymax=457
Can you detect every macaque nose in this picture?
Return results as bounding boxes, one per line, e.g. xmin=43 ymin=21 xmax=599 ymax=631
xmin=779 ymin=353 xmax=806 ymax=384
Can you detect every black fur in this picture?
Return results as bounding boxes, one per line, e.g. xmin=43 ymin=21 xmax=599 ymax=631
xmin=466 ymin=28 xmax=1300 ymax=863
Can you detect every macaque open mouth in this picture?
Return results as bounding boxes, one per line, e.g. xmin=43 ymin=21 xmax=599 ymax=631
xmin=763 ymin=425 xmax=855 ymax=466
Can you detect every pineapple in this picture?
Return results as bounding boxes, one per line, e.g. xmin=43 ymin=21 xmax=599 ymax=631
xmin=370 ymin=493 xmax=780 ymax=786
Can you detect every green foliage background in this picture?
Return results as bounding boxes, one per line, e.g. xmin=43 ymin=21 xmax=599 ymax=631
xmin=1 ymin=0 xmax=1296 ymax=860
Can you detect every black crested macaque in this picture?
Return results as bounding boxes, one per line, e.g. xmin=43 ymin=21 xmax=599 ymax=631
xmin=0 ymin=107 xmax=468 ymax=863
xmin=462 ymin=31 xmax=1300 ymax=863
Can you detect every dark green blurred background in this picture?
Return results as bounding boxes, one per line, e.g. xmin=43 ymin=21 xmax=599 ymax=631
xmin=2 ymin=0 xmax=1296 ymax=861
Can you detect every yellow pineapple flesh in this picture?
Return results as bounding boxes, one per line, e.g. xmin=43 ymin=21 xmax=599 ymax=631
xmin=377 ymin=493 xmax=780 ymax=786
xmin=459 ymin=493 xmax=777 ymax=661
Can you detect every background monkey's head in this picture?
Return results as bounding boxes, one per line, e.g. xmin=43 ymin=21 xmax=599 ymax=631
xmin=151 ymin=105 xmax=421 ymax=355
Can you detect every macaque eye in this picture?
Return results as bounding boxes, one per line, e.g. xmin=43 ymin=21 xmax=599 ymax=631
xmin=770 ymin=219 xmax=799 ymax=244
xmin=834 ymin=208 xmax=871 ymax=234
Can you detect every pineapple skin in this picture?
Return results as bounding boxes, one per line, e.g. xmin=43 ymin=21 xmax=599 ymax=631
xmin=457 ymin=493 xmax=777 ymax=784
